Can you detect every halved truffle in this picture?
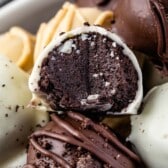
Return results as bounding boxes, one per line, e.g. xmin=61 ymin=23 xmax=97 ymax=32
xmin=24 ymin=111 xmax=142 ymax=168
xmin=29 ymin=26 xmax=143 ymax=115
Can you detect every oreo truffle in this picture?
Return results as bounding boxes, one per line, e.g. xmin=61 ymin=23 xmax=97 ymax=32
xmin=29 ymin=26 xmax=142 ymax=115
xmin=24 ymin=111 xmax=142 ymax=168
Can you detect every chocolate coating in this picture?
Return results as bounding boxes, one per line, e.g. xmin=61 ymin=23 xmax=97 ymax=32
xmin=25 ymin=112 xmax=142 ymax=168
xmin=76 ymin=0 xmax=168 ymax=73
xmin=112 ymin=0 xmax=168 ymax=73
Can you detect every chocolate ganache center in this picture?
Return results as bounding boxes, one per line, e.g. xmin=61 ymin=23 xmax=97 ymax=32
xmin=38 ymin=32 xmax=138 ymax=114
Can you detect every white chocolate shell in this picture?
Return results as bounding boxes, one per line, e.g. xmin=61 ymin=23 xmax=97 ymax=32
xmin=0 ymin=55 xmax=48 ymax=168
xmin=129 ymin=82 xmax=168 ymax=168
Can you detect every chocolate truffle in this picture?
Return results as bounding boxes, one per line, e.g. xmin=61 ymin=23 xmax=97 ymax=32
xmin=77 ymin=0 xmax=168 ymax=73
xmin=29 ymin=26 xmax=143 ymax=115
xmin=25 ymin=111 xmax=142 ymax=168
xmin=112 ymin=0 xmax=168 ymax=73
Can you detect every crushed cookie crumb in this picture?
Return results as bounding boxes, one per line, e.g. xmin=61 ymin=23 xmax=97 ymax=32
xmin=38 ymin=103 xmax=42 ymax=106
xmin=111 ymin=20 xmax=115 ymax=24
xmin=15 ymin=105 xmax=19 ymax=112
xmin=36 ymin=124 xmax=42 ymax=128
xmin=2 ymin=84 xmax=5 ymax=87
xmin=59 ymin=32 xmax=65 ymax=35
xmin=7 ymin=106 xmax=12 ymax=110
xmin=84 ymin=22 xmax=90 ymax=26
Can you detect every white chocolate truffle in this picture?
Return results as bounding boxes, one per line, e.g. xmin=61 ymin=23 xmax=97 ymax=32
xmin=128 ymin=83 xmax=168 ymax=168
xmin=29 ymin=26 xmax=143 ymax=115
xmin=0 ymin=55 xmax=48 ymax=168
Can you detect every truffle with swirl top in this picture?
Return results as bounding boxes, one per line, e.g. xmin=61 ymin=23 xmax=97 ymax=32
xmin=24 ymin=111 xmax=143 ymax=168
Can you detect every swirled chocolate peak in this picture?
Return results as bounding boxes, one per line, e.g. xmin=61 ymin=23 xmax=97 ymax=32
xmin=76 ymin=0 xmax=168 ymax=73
xmin=24 ymin=111 xmax=142 ymax=168
xmin=29 ymin=26 xmax=142 ymax=115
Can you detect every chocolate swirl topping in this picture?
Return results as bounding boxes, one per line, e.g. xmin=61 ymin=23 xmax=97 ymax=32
xmin=25 ymin=112 xmax=142 ymax=168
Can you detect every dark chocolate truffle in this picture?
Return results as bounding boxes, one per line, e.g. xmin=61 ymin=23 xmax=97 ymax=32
xmin=24 ymin=111 xmax=142 ymax=168
xmin=29 ymin=26 xmax=142 ymax=115
xmin=76 ymin=0 xmax=168 ymax=74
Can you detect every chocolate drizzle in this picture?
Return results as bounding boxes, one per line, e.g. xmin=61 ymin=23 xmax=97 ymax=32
xmin=26 ymin=112 xmax=142 ymax=168
xmin=30 ymin=136 xmax=71 ymax=168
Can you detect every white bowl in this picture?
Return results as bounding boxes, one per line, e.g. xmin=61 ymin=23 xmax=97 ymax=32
xmin=0 ymin=0 xmax=71 ymax=33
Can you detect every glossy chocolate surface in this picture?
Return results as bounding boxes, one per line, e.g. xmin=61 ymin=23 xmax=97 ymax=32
xmin=25 ymin=112 xmax=142 ymax=168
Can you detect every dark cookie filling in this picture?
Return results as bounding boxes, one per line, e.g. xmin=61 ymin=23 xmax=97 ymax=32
xmin=39 ymin=32 xmax=138 ymax=113
xmin=25 ymin=112 xmax=142 ymax=168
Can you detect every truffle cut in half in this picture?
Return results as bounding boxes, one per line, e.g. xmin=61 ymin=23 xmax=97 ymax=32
xmin=29 ymin=26 xmax=143 ymax=115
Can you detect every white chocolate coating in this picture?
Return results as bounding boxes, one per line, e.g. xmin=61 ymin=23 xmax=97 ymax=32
xmin=29 ymin=26 xmax=143 ymax=115
xmin=128 ymin=83 xmax=168 ymax=168
xmin=0 ymin=55 xmax=48 ymax=168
